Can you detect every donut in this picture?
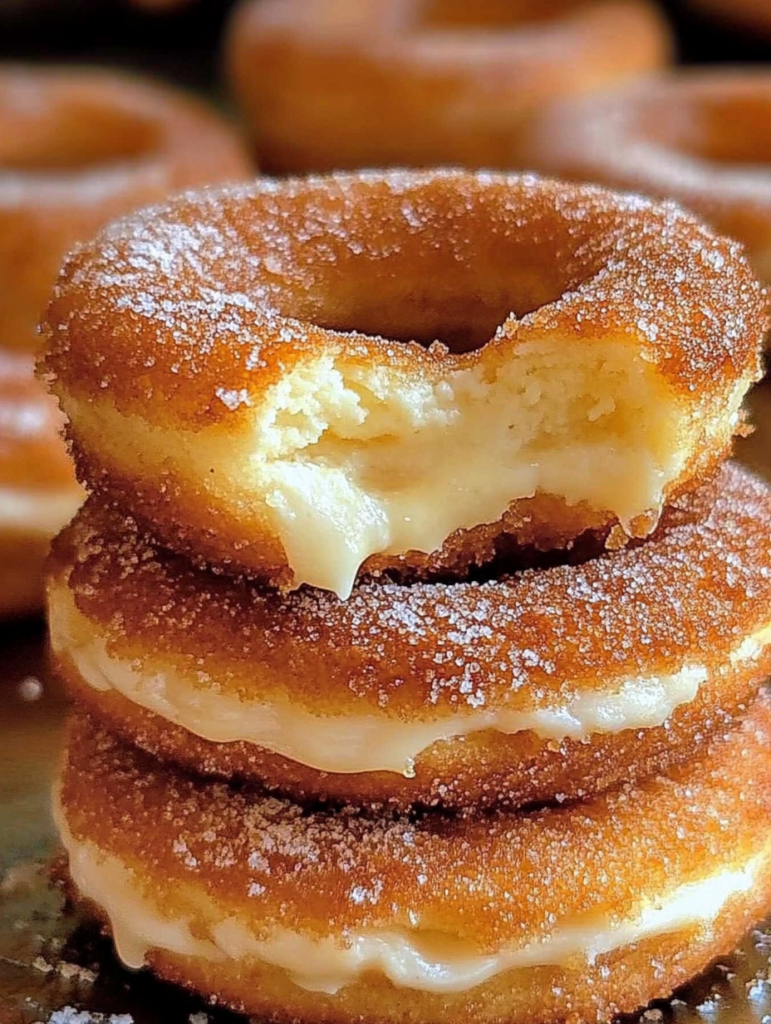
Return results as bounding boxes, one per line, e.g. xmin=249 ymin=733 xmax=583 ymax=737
xmin=57 ymin=699 xmax=771 ymax=1024
xmin=519 ymin=70 xmax=771 ymax=285
xmin=0 ymin=64 xmax=251 ymax=353
xmin=45 ymin=462 xmax=771 ymax=811
xmin=0 ymin=351 xmax=81 ymax=617
xmin=224 ymin=0 xmax=672 ymax=173
xmin=39 ymin=171 xmax=767 ymax=598
xmin=686 ymin=0 xmax=771 ymax=39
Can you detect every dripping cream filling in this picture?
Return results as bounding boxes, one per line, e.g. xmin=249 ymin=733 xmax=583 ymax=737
xmin=61 ymin=345 xmax=746 ymax=597
xmin=49 ymin=584 xmax=771 ymax=776
xmin=57 ymin=804 xmax=763 ymax=997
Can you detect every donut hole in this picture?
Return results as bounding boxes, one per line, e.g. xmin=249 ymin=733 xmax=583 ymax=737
xmin=414 ymin=0 xmax=580 ymax=30
xmin=0 ymin=104 xmax=158 ymax=173
xmin=258 ymin=208 xmax=583 ymax=355
xmin=308 ymin=284 xmax=565 ymax=355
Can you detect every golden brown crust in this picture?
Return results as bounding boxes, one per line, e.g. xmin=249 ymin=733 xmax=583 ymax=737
xmin=48 ymin=463 xmax=771 ymax=808
xmin=59 ymin=700 xmax=771 ymax=1023
xmin=225 ymin=0 xmax=672 ymax=173
xmin=40 ymin=171 xmax=767 ymax=584
xmin=0 ymin=64 xmax=251 ymax=353
xmin=42 ymin=171 xmax=764 ymax=424
xmin=519 ymin=69 xmax=771 ymax=285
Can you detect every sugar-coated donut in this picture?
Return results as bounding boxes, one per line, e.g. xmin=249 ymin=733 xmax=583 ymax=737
xmin=687 ymin=0 xmax=771 ymax=39
xmin=57 ymin=701 xmax=771 ymax=1024
xmin=0 ymin=351 xmax=81 ymax=617
xmin=47 ymin=463 xmax=771 ymax=811
xmin=519 ymin=70 xmax=771 ymax=285
xmin=225 ymin=0 xmax=672 ymax=173
xmin=0 ymin=64 xmax=251 ymax=353
xmin=40 ymin=171 xmax=767 ymax=598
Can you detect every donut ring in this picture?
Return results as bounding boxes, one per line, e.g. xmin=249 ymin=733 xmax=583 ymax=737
xmin=40 ymin=171 xmax=767 ymax=598
xmin=0 ymin=351 xmax=81 ymax=617
xmin=0 ymin=64 xmax=251 ymax=353
xmin=519 ymin=70 xmax=771 ymax=286
xmin=46 ymin=462 xmax=771 ymax=811
xmin=225 ymin=0 xmax=672 ymax=173
xmin=57 ymin=701 xmax=771 ymax=1024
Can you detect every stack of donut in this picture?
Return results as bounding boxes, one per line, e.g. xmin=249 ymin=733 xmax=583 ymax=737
xmin=0 ymin=65 xmax=251 ymax=617
xmin=42 ymin=170 xmax=771 ymax=1024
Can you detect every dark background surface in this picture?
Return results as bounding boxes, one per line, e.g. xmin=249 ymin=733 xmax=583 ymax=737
xmin=0 ymin=0 xmax=769 ymax=93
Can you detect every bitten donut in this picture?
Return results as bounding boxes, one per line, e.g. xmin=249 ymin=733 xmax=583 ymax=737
xmin=46 ymin=463 xmax=771 ymax=811
xmin=1 ymin=351 xmax=81 ymax=617
xmin=57 ymin=702 xmax=771 ymax=1024
xmin=40 ymin=172 xmax=767 ymax=598
xmin=520 ymin=70 xmax=771 ymax=284
xmin=225 ymin=0 xmax=671 ymax=172
xmin=0 ymin=64 xmax=251 ymax=353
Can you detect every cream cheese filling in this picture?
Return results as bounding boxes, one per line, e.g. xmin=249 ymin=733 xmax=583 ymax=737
xmin=64 ymin=346 xmax=747 ymax=597
xmin=50 ymin=585 xmax=771 ymax=776
xmin=57 ymin=806 xmax=763 ymax=996
xmin=0 ymin=485 xmax=81 ymax=536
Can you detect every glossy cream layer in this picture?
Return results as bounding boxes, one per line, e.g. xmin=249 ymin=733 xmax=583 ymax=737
xmin=58 ymin=805 xmax=762 ymax=996
xmin=247 ymin=347 xmax=692 ymax=598
xmin=50 ymin=584 xmax=771 ymax=776
xmin=0 ymin=486 xmax=81 ymax=535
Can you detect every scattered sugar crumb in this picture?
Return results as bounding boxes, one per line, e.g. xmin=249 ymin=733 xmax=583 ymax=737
xmin=57 ymin=962 xmax=98 ymax=984
xmin=696 ymin=996 xmax=721 ymax=1012
xmin=18 ymin=675 xmax=43 ymax=701
xmin=746 ymin=977 xmax=769 ymax=999
xmin=1 ymin=860 xmax=40 ymax=893
xmin=45 ymin=1010 xmax=133 ymax=1024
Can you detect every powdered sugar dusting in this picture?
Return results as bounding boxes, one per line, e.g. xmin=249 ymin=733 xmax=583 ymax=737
xmin=61 ymin=462 xmax=771 ymax=717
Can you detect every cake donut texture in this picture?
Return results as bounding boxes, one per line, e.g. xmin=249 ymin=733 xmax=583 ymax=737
xmin=40 ymin=171 xmax=767 ymax=598
xmin=47 ymin=463 xmax=771 ymax=810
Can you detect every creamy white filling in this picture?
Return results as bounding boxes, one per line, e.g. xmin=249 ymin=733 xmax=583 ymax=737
xmin=58 ymin=808 xmax=762 ymax=996
xmin=66 ymin=348 xmax=748 ymax=598
xmin=248 ymin=352 xmax=688 ymax=598
xmin=0 ymin=485 xmax=81 ymax=536
xmin=50 ymin=586 xmax=771 ymax=776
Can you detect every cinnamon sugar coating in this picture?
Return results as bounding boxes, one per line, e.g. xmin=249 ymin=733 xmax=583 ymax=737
xmin=519 ymin=69 xmax=771 ymax=285
xmin=40 ymin=171 xmax=767 ymax=589
xmin=48 ymin=463 xmax=771 ymax=808
xmin=59 ymin=701 xmax=771 ymax=1023
xmin=0 ymin=64 xmax=251 ymax=353
xmin=225 ymin=0 xmax=671 ymax=173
